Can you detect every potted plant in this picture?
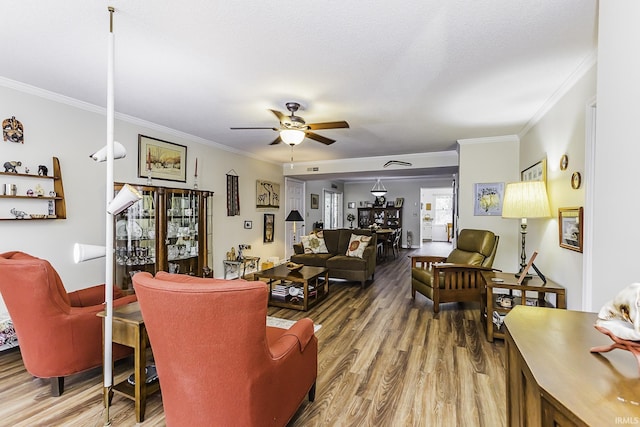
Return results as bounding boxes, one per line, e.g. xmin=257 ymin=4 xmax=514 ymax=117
xmin=346 ymin=213 xmax=355 ymax=228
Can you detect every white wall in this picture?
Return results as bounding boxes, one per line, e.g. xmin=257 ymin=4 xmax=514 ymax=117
xmin=458 ymin=136 xmax=520 ymax=273
xmin=519 ymin=65 xmax=595 ymax=310
xmin=590 ymin=1 xmax=640 ymax=311
xmin=0 ymin=83 xmax=284 ymax=316
xmin=304 ymin=180 xmax=344 ymax=231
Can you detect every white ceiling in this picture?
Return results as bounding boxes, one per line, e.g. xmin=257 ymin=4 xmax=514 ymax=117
xmin=1 ymin=1 xmax=597 ymax=172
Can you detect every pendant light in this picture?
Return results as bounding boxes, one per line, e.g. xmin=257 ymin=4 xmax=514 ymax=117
xmin=371 ymin=179 xmax=387 ymax=197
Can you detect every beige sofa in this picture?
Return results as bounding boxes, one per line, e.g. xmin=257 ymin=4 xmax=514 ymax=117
xmin=291 ymin=228 xmax=377 ymax=288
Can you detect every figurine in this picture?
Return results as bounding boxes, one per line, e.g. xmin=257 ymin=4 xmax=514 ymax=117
xmin=24 ymin=167 xmax=29 ymax=174
xmin=35 ymin=184 xmax=44 ymax=197
xmin=3 ymin=161 xmax=21 ymax=173
xmin=10 ymin=208 xmax=27 ymax=219
xmin=2 ymin=116 xmax=24 ymax=144
xmin=38 ymin=165 xmax=48 ymax=176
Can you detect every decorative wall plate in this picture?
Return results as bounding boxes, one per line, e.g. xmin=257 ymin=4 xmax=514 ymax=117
xmin=571 ymin=172 xmax=582 ymax=189
xmin=560 ymin=154 xmax=568 ymax=171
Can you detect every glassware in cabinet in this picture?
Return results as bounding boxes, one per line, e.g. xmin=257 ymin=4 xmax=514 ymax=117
xmin=113 ymin=184 xmax=157 ymax=292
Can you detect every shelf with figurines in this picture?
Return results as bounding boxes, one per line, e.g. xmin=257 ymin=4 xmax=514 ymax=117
xmin=0 ymin=157 xmax=66 ymax=220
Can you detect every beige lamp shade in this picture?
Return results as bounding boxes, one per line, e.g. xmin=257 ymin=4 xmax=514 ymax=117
xmin=502 ymin=181 xmax=551 ymax=219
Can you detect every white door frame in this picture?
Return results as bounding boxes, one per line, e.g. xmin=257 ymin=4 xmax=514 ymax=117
xmin=284 ymin=178 xmax=305 ymax=260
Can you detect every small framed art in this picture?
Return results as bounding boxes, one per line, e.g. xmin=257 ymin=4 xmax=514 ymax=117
xmin=558 ymin=207 xmax=583 ymax=252
xmin=311 ymin=193 xmax=319 ymax=209
xmin=244 ymin=220 xmax=252 ymax=229
xmin=474 ymin=182 xmax=504 ymax=216
xmin=264 ymin=213 xmax=274 ymax=243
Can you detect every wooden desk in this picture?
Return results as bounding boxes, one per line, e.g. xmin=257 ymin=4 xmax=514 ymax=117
xmin=481 ymin=271 xmax=566 ymax=342
xmin=98 ymin=302 xmax=159 ymax=423
xmin=505 ymin=306 xmax=640 ymax=426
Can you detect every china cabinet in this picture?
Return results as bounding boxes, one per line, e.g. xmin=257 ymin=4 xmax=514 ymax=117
xmin=114 ymin=183 xmax=211 ymax=291
xmin=0 ymin=156 xmax=66 ymax=220
xmin=357 ymin=207 xmax=402 ymax=229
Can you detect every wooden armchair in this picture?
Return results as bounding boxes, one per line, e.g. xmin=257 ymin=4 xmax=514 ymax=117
xmin=411 ymin=229 xmax=499 ymax=313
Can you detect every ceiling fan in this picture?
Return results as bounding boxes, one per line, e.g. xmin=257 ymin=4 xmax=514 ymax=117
xmin=230 ymin=102 xmax=349 ymax=146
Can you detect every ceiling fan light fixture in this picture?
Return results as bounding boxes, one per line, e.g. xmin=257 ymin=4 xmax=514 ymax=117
xmin=371 ymin=178 xmax=387 ymax=197
xmin=280 ymin=129 xmax=305 ymax=145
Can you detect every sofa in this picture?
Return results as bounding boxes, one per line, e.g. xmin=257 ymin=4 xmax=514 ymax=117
xmin=291 ymin=228 xmax=377 ymax=288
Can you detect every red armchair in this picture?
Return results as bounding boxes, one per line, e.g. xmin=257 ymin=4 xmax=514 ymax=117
xmin=133 ymin=271 xmax=318 ymax=427
xmin=0 ymin=251 xmax=137 ymax=396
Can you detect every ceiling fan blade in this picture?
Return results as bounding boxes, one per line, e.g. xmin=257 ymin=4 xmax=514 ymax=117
xmin=269 ymin=135 xmax=283 ymax=145
xmin=307 ymin=121 xmax=349 ymax=130
xmin=230 ymin=127 xmax=278 ymax=130
xmin=306 ymin=132 xmax=335 ymax=145
xmin=269 ymin=109 xmax=287 ymax=122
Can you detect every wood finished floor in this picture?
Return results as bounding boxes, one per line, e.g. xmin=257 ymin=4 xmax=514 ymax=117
xmin=0 ymin=243 xmax=506 ymax=426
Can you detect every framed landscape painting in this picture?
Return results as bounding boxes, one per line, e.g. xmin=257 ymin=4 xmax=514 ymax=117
xmin=558 ymin=207 xmax=583 ymax=252
xmin=138 ymin=135 xmax=187 ymax=182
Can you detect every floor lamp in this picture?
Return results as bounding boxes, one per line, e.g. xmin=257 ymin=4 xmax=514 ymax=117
xmin=73 ymin=8 xmax=140 ymax=426
xmin=286 ymin=210 xmax=304 ymax=245
xmin=502 ymin=181 xmax=550 ymax=279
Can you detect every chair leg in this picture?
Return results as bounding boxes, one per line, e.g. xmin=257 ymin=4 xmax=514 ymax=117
xmin=308 ymin=382 xmax=316 ymax=402
xmin=51 ymin=376 xmax=64 ymax=396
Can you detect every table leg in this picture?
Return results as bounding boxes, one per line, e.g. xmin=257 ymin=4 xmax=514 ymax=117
xmin=486 ymin=286 xmax=494 ymax=342
xmin=134 ymin=327 xmax=148 ymax=422
xmin=557 ymin=292 xmax=567 ymax=309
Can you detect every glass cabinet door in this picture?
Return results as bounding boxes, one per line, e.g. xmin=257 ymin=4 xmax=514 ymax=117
xmin=114 ymin=184 xmax=157 ymax=292
xmin=164 ymin=189 xmax=200 ymax=276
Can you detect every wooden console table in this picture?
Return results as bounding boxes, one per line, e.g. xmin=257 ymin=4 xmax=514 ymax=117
xmin=98 ymin=302 xmax=159 ymax=423
xmin=505 ymin=306 xmax=640 ymax=426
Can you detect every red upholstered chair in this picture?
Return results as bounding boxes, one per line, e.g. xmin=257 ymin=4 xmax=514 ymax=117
xmin=133 ymin=272 xmax=318 ymax=427
xmin=0 ymin=251 xmax=137 ymax=396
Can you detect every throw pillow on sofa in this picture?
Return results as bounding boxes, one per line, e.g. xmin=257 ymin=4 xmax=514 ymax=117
xmin=301 ymin=231 xmax=329 ymax=254
xmin=346 ymin=234 xmax=372 ymax=258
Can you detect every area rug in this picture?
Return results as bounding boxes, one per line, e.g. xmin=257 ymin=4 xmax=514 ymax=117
xmin=267 ymin=316 xmax=322 ymax=333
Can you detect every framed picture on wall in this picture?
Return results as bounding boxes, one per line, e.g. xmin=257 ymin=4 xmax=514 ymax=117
xmin=310 ymin=193 xmax=319 ymax=209
xmin=138 ymin=134 xmax=187 ymax=182
xmin=473 ymin=182 xmax=504 ymax=216
xmin=521 ymin=158 xmax=547 ymax=184
xmin=256 ymin=180 xmax=280 ymax=208
xmin=558 ymin=207 xmax=583 ymax=252
xmin=263 ymin=213 xmax=274 ymax=243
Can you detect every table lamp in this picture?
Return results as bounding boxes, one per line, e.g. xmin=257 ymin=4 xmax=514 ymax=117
xmin=502 ymin=181 xmax=550 ymax=278
xmin=286 ymin=210 xmax=304 ymax=243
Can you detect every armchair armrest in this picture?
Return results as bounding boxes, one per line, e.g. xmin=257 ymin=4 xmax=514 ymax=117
xmin=69 ymin=284 xmax=136 ymax=307
xmin=411 ymin=256 xmax=447 ymax=269
xmin=269 ymin=318 xmax=315 ymax=358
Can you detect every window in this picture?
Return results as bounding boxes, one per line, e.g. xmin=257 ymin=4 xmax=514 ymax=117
xmin=323 ymin=190 xmax=343 ymax=229
xmin=434 ymin=194 xmax=453 ymax=225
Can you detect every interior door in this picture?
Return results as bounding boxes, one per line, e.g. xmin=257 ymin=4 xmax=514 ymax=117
xmin=284 ymin=178 xmax=305 ymax=260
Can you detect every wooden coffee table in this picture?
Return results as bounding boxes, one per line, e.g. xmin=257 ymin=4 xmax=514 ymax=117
xmin=254 ymin=264 xmax=329 ymax=311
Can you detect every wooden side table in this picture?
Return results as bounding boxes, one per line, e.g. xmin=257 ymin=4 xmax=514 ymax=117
xmin=98 ymin=302 xmax=159 ymax=423
xmin=223 ymin=256 xmax=260 ymax=279
xmin=481 ymin=271 xmax=566 ymax=342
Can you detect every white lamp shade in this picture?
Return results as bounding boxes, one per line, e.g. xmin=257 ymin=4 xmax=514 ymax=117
xmin=280 ymin=129 xmax=305 ymax=145
xmin=371 ymin=179 xmax=387 ymax=197
xmin=89 ymin=141 xmax=127 ymax=162
xmin=502 ymin=181 xmax=551 ymax=219
xmin=107 ymin=184 xmax=143 ymax=215
xmin=73 ymin=243 xmax=106 ymax=263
